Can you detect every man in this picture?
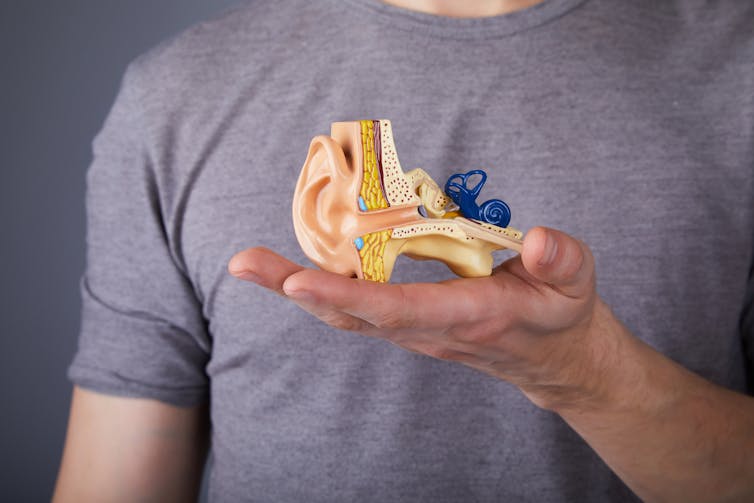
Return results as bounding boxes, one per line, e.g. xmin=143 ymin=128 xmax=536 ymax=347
xmin=54 ymin=0 xmax=754 ymax=501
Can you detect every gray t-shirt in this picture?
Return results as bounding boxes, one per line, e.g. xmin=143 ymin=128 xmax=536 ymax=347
xmin=69 ymin=0 xmax=754 ymax=501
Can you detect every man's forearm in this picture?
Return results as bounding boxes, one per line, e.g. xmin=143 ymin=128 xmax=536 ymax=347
xmin=531 ymin=302 xmax=754 ymax=502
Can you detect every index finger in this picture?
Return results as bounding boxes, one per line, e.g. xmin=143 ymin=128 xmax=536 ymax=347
xmin=282 ymin=268 xmax=511 ymax=331
xmin=228 ymin=247 xmax=306 ymax=294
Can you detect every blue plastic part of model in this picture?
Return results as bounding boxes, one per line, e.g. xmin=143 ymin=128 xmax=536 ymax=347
xmin=354 ymin=236 xmax=364 ymax=250
xmin=358 ymin=196 xmax=368 ymax=212
xmin=444 ymin=169 xmax=511 ymax=228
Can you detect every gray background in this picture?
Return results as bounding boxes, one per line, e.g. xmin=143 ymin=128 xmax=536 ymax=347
xmin=1 ymin=2 xmax=239 ymax=500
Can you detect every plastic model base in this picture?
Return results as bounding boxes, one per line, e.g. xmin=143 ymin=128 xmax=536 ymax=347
xmin=292 ymin=119 xmax=524 ymax=283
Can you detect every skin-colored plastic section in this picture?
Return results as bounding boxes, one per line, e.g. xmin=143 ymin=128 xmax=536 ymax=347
xmin=292 ymin=120 xmax=524 ymax=281
xmin=292 ymin=131 xmax=421 ymax=278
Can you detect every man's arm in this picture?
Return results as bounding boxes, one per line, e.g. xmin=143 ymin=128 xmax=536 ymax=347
xmin=546 ymin=319 xmax=754 ymax=503
xmin=227 ymin=228 xmax=754 ymax=502
xmin=53 ymin=386 xmax=209 ymax=503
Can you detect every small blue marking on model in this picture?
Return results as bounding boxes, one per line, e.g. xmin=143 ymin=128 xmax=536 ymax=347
xmin=354 ymin=237 xmax=364 ymax=250
xmin=444 ymin=169 xmax=511 ymax=228
xmin=358 ymin=196 xmax=368 ymax=212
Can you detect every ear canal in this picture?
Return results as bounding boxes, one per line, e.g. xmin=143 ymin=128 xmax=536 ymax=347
xmin=292 ymin=135 xmax=363 ymax=277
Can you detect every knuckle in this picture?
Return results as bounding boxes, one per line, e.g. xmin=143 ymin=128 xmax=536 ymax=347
xmin=374 ymin=311 xmax=405 ymax=330
xmin=424 ymin=346 xmax=456 ymax=361
xmin=451 ymin=329 xmax=481 ymax=344
xmin=321 ymin=313 xmax=364 ymax=332
xmin=375 ymin=285 xmax=416 ymax=330
xmin=450 ymin=319 xmax=503 ymax=345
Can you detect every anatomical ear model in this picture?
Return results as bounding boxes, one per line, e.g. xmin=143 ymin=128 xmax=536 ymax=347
xmin=292 ymin=120 xmax=524 ymax=282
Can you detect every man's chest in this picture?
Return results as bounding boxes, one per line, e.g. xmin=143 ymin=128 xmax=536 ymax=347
xmin=165 ymin=69 xmax=752 ymax=389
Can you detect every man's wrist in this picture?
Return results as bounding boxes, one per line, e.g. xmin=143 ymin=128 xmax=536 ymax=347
xmin=518 ymin=300 xmax=649 ymax=415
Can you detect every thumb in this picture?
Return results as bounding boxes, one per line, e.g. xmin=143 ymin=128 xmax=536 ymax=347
xmin=521 ymin=227 xmax=595 ymax=298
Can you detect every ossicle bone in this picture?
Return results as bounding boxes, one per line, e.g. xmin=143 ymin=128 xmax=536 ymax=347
xmin=292 ymin=120 xmax=524 ymax=282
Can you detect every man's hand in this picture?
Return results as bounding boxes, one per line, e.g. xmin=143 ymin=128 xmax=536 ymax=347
xmin=229 ymin=226 xmax=617 ymax=409
xmin=229 ymin=226 xmax=754 ymax=502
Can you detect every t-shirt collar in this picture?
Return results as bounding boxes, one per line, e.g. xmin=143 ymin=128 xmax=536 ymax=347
xmin=341 ymin=0 xmax=589 ymax=40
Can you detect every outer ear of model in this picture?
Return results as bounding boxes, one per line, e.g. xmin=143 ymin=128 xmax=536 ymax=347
xmin=292 ymin=119 xmax=524 ymax=283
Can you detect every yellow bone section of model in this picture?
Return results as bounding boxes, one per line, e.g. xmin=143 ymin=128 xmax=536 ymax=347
xmin=358 ymin=229 xmax=393 ymax=282
xmin=359 ymin=120 xmax=389 ymax=211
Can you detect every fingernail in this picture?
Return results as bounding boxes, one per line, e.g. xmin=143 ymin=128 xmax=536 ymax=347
xmin=233 ymin=270 xmax=263 ymax=284
xmin=284 ymin=288 xmax=316 ymax=303
xmin=538 ymin=231 xmax=558 ymax=266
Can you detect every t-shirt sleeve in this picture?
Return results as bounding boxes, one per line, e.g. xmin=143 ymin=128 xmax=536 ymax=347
xmin=68 ymin=62 xmax=210 ymax=407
